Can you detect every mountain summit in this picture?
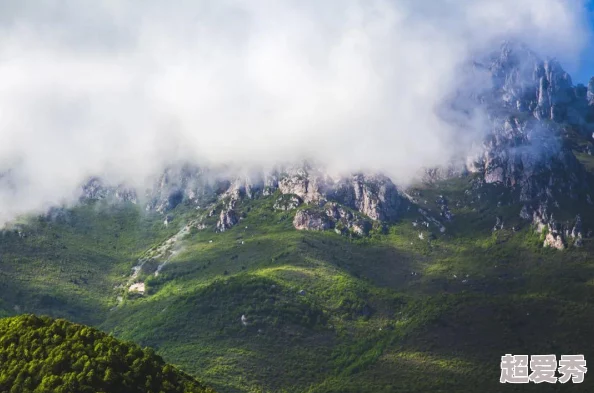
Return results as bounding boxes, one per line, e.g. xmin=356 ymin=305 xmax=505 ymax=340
xmin=70 ymin=42 xmax=594 ymax=248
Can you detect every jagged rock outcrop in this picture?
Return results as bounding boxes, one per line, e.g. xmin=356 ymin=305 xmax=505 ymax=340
xmin=216 ymin=192 xmax=241 ymax=232
xmin=216 ymin=208 xmax=238 ymax=232
xmin=468 ymin=115 xmax=589 ymax=203
xmin=422 ymin=166 xmax=467 ymax=183
xmin=293 ymin=209 xmax=333 ymax=231
xmin=276 ymin=167 xmax=328 ymax=203
xmin=485 ymin=42 xmax=592 ymax=123
xmin=462 ymin=42 xmax=594 ymax=208
xmin=521 ymin=203 xmax=584 ymax=249
xmin=325 ymin=202 xmax=372 ymax=236
xmin=544 ymin=232 xmax=565 ymax=250
xmin=139 ymin=163 xmax=405 ymax=226
xmin=231 ymin=166 xmax=405 ymax=224
xmin=274 ymin=169 xmax=404 ymax=234
xmin=292 ymin=202 xmax=373 ymax=236
xmin=273 ymin=194 xmax=303 ymax=211
xmin=80 ymin=177 xmax=137 ymax=203
xmin=72 ymin=163 xmax=405 ymax=238
xmin=145 ymin=165 xmax=233 ymax=213
xmin=330 ymin=174 xmax=402 ymax=222
xmin=221 ymin=172 xmax=281 ymax=200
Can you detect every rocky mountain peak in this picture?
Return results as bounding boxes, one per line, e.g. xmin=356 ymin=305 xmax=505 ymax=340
xmin=482 ymin=41 xmax=588 ymax=123
xmin=73 ymin=41 xmax=594 ymax=246
xmin=462 ymin=41 xmax=594 ymax=208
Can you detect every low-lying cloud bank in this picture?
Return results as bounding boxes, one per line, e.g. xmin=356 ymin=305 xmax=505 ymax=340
xmin=0 ymin=0 xmax=590 ymax=224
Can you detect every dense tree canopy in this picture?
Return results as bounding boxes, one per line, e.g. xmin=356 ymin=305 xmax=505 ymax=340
xmin=0 ymin=314 xmax=215 ymax=393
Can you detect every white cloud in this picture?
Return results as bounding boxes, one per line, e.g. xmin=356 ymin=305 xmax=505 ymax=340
xmin=0 ymin=0 xmax=589 ymax=223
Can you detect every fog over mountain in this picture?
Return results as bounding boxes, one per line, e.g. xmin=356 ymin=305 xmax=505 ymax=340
xmin=0 ymin=0 xmax=590 ymax=225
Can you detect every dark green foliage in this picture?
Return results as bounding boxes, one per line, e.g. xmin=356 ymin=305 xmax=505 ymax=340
xmin=0 ymin=314 xmax=215 ymax=393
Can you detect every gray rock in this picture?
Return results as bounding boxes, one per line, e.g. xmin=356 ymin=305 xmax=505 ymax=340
xmin=273 ymin=194 xmax=303 ymax=211
xmin=80 ymin=177 xmax=137 ymax=204
xmin=277 ymin=167 xmax=328 ymax=203
xmin=457 ymin=42 xmax=594 ymax=209
xmin=145 ymin=165 xmax=226 ymax=213
xmin=293 ymin=209 xmax=333 ymax=231
xmin=330 ymin=174 xmax=401 ymax=222
xmin=217 ymin=208 xmax=238 ymax=232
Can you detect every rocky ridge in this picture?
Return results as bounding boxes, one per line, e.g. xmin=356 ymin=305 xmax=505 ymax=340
xmin=74 ymin=41 xmax=594 ymax=248
xmin=467 ymin=42 xmax=594 ymax=207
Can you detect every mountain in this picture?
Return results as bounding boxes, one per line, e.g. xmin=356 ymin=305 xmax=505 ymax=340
xmin=78 ymin=43 xmax=594 ymax=249
xmin=0 ymin=314 xmax=215 ymax=393
xmin=2 ymin=42 xmax=594 ymax=392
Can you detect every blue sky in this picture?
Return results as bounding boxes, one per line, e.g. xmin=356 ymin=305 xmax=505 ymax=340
xmin=574 ymin=1 xmax=594 ymax=84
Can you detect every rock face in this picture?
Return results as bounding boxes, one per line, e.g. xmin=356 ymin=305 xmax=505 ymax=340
xmin=137 ymin=164 xmax=406 ymax=225
xmin=76 ymin=163 xmax=406 ymax=239
xmin=521 ymin=203 xmax=584 ymax=249
xmin=486 ymin=42 xmax=591 ymax=123
xmin=216 ymin=193 xmax=240 ymax=232
xmin=292 ymin=202 xmax=373 ymax=235
xmin=80 ymin=178 xmax=137 ymax=204
xmin=216 ymin=208 xmax=238 ymax=232
xmin=145 ymin=165 xmax=228 ymax=213
xmin=330 ymin=174 xmax=401 ymax=222
xmin=276 ymin=167 xmax=328 ymax=203
xmin=273 ymin=194 xmax=303 ymax=211
xmin=469 ymin=116 xmax=589 ymax=203
xmin=465 ymin=42 xmax=594 ymax=206
xmin=232 ymin=166 xmax=405 ymax=223
xmin=325 ymin=202 xmax=372 ymax=236
xmin=293 ymin=209 xmax=333 ymax=231
xmin=544 ymin=232 xmax=565 ymax=250
xmin=277 ymin=169 xmax=403 ymax=234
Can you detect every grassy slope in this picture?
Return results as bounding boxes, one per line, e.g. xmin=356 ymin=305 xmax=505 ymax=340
xmin=0 ymin=201 xmax=182 ymax=324
xmin=2 ymin=179 xmax=594 ymax=392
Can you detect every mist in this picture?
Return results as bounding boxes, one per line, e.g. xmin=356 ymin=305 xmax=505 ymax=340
xmin=0 ymin=0 xmax=590 ymax=224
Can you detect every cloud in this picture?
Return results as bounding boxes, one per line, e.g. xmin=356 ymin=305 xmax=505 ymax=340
xmin=0 ymin=0 xmax=589 ymax=224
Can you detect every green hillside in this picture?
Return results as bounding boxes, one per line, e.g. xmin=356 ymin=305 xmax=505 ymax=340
xmin=0 ymin=314 xmax=214 ymax=393
xmin=1 ymin=177 xmax=594 ymax=392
